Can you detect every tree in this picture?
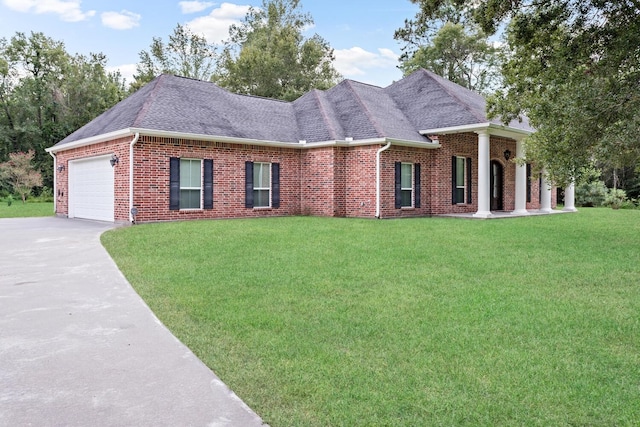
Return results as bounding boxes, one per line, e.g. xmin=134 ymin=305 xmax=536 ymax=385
xmin=395 ymin=0 xmax=501 ymax=93
xmin=0 ymin=150 xmax=42 ymax=203
xmin=399 ymin=22 xmax=501 ymax=93
xmin=407 ymin=0 xmax=640 ymax=185
xmin=0 ymin=32 xmax=127 ymax=188
xmin=131 ymin=24 xmax=218 ymax=91
xmin=215 ymin=0 xmax=341 ymax=101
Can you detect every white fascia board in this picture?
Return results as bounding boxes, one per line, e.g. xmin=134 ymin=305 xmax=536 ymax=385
xmin=46 ymin=128 xmax=134 ymax=153
xmin=48 ymin=128 xmax=442 ymax=153
xmin=130 ymin=128 xmax=304 ymax=149
xmin=304 ymin=137 xmax=440 ymax=149
xmin=419 ymin=123 xmax=533 ymax=139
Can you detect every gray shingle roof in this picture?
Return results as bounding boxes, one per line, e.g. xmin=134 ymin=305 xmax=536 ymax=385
xmin=53 ymin=69 xmax=532 ymax=148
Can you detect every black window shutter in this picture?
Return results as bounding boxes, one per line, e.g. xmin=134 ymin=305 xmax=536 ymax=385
xmin=272 ymin=163 xmax=280 ymax=208
xmin=526 ymin=163 xmax=532 ymax=203
xmin=451 ymin=156 xmax=457 ymax=204
xmin=245 ymin=161 xmax=254 ymax=208
xmin=466 ymin=157 xmax=472 ymax=204
xmin=169 ymin=157 xmax=180 ymax=210
xmin=414 ymin=163 xmax=421 ymax=208
xmin=203 ymin=159 xmax=213 ymax=209
xmin=394 ymin=162 xmax=402 ymax=209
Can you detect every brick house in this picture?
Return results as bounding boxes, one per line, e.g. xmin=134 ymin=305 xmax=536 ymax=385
xmin=46 ymin=69 xmax=574 ymax=223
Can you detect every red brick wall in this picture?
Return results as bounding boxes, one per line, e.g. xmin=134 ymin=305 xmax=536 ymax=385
xmin=52 ymin=133 xmax=555 ymax=223
xmin=133 ymin=137 xmax=301 ymax=222
xmin=54 ymin=138 xmax=131 ymax=222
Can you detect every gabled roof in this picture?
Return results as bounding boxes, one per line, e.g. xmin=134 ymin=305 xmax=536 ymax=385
xmin=51 ymin=69 xmax=533 ymax=150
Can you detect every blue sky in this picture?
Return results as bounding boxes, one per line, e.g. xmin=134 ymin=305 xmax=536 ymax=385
xmin=0 ymin=0 xmax=420 ymax=88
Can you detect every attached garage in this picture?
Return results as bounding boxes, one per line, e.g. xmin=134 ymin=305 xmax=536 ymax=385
xmin=68 ymin=155 xmax=114 ymax=222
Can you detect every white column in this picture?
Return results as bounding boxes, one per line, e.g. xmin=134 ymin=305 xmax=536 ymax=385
xmin=563 ymin=181 xmax=577 ymax=212
xmin=512 ymin=139 xmax=529 ymax=215
xmin=473 ymin=131 xmax=491 ymax=218
xmin=540 ymin=170 xmax=553 ymax=213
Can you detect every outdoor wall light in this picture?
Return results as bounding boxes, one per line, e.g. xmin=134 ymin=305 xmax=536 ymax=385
xmin=110 ymin=154 xmax=119 ymax=167
xmin=57 ymin=164 xmax=65 ymax=172
xmin=503 ymin=149 xmax=512 ymax=161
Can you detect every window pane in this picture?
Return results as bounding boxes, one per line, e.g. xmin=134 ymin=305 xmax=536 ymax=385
xmin=180 ymin=159 xmax=201 ymax=188
xmin=456 ymin=157 xmax=465 ymax=186
xmin=401 ymin=189 xmax=412 ymax=207
xmin=254 ymin=189 xmax=270 ymax=207
xmin=180 ymin=189 xmax=200 ymax=209
xmin=455 ymin=188 xmax=465 ymax=204
xmin=401 ymin=163 xmax=412 ymax=188
xmin=253 ymin=163 xmax=271 ymax=188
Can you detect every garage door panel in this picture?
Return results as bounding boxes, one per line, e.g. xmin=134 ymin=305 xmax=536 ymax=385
xmin=69 ymin=156 xmax=114 ymax=222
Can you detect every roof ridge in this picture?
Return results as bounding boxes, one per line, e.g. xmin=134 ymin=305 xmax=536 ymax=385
xmin=311 ymin=89 xmax=339 ymax=140
xmin=343 ymin=80 xmax=385 ymax=138
xmin=132 ymin=75 xmax=166 ymax=127
xmin=419 ymin=69 xmax=487 ymax=123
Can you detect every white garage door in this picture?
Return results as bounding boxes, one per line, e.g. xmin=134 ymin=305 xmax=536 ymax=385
xmin=69 ymin=155 xmax=115 ymax=222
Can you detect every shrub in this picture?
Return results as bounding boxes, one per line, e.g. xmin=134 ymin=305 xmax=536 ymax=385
xmin=603 ymin=188 xmax=627 ymax=209
xmin=576 ymin=180 xmax=608 ymax=207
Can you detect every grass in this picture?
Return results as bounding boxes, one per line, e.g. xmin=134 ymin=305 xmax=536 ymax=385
xmin=0 ymin=201 xmax=54 ymax=218
xmin=102 ymin=209 xmax=640 ymax=426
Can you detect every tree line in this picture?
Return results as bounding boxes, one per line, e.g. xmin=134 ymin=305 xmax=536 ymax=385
xmin=1 ymin=0 xmax=638 ymax=202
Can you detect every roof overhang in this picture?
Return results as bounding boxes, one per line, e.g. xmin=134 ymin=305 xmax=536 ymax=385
xmin=419 ymin=122 xmax=533 ymax=140
xmin=47 ymin=128 xmax=441 ymax=153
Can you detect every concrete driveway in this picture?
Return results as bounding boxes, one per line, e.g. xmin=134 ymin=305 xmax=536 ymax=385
xmin=0 ymin=217 xmax=265 ymax=427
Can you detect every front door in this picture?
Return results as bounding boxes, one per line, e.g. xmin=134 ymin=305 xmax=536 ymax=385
xmin=490 ymin=160 xmax=504 ymax=211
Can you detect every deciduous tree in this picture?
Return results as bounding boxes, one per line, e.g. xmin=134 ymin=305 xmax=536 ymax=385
xmin=215 ymin=0 xmax=341 ymax=101
xmin=399 ymin=22 xmax=501 ymax=93
xmin=0 ymin=150 xmax=42 ymax=203
xmin=132 ymin=24 xmax=218 ymax=91
xmin=406 ymin=0 xmax=640 ymax=185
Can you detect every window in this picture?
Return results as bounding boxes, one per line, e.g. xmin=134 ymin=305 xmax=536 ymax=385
xmin=169 ymin=157 xmax=213 ymax=211
xmin=526 ymin=163 xmax=532 ymax=203
xmin=455 ymin=157 xmax=466 ymax=204
xmin=253 ymin=162 xmax=271 ymax=208
xmin=451 ymin=156 xmax=472 ymax=204
xmin=401 ymin=163 xmax=413 ymax=207
xmin=180 ymin=159 xmax=202 ymax=209
xmin=395 ymin=162 xmax=421 ymax=209
xmin=245 ymin=161 xmax=280 ymax=209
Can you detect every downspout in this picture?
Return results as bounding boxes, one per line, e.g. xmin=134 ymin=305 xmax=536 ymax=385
xmin=48 ymin=151 xmax=57 ymax=215
xmin=375 ymin=141 xmax=392 ymax=218
xmin=129 ymin=132 xmax=140 ymax=223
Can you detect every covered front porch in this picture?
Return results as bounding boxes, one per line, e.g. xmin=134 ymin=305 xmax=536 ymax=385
xmin=422 ymin=123 xmax=578 ymax=218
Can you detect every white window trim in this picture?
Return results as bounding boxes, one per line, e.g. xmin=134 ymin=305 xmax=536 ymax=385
xmin=180 ymin=158 xmax=203 ymax=210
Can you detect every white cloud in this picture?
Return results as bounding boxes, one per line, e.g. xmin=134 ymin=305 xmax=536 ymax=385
xmin=185 ymin=2 xmax=251 ymax=44
xmin=101 ymin=10 xmax=141 ymax=30
xmin=334 ymin=47 xmax=399 ymax=77
xmin=179 ymin=1 xmax=215 ymax=14
xmin=2 ymin=0 xmax=95 ymax=22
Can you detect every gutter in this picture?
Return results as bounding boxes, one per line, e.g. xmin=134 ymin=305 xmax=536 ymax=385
xmin=129 ymin=132 xmax=140 ymax=223
xmin=48 ymin=151 xmax=57 ymax=215
xmin=47 ymin=128 xmax=441 ymax=154
xmin=376 ymin=141 xmax=392 ymax=218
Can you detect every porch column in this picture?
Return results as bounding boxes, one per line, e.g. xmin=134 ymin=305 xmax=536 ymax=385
xmin=540 ymin=169 xmax=553 ymax=213
xmin=563 ymin=181 xmax=578 ymax=212
xmin=473 ymin=131 xmax=491 ymax=218
xmin=512 ymin=139 xmax=528 ymax=215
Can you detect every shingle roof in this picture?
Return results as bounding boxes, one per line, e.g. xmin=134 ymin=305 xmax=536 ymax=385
xmin=53 ymin=69 xmax=532 ymax=148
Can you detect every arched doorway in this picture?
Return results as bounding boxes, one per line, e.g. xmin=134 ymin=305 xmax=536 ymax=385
xmin=490 ymin=160 xmax=504 ymax=211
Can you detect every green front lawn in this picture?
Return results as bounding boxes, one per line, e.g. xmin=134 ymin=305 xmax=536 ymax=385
xmin=102 ymin=209 xmax=640 ymax=426
xmin=0 ymin=201 xmax=54 ymax=218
